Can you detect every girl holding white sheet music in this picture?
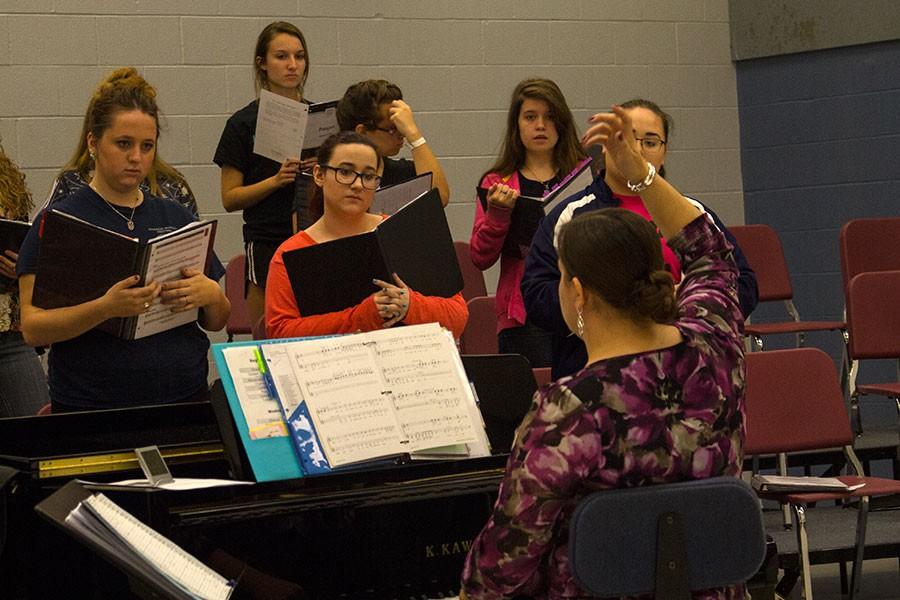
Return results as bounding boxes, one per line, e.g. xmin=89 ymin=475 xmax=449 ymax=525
xmin=215 ymin=21 xmax=316 ymax=331
xmin=469 ymin=79 xmax=588 ymax=367
xmin=265 ymin=131 xmax=468 ymax=340
xmin=16 ymin=70 xmax=229 ymax=412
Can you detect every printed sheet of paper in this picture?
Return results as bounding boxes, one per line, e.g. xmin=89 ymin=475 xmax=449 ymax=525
xmin=279 ymin=324 xmax=480 ymax=467
xmin=370 ymin=172 xmax=433 ymax=215
xmin=253 ymin=88 xmax=309 ymax=163
xmin=303 ymin=100 xmax=340 ymax=152
xmin=262 ymin=343 xmax=331 ymax=473
xmin=221 ymin=346 xmax=287 ymax=440
xmin=133 ymin=222 xmax=213 ymax=339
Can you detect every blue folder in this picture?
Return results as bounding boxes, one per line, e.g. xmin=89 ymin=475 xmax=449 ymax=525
xmin=212 ymin=338 xmax=307 ymax=482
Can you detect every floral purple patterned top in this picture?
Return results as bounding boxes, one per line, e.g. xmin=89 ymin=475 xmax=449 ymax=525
xmin=461 ymin=214 xmax=747 ymax=600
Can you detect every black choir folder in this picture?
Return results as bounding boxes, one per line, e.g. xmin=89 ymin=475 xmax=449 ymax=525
xmin=477 ymin=157 xmax=593 ymax=258
xmin=282 ymin=188 xmax=463 ymax=316
xmin=36 ymin=481 xmax=235 ymax=600
xmin=0 ymin=217 xmax=30 ymax=255
xmin=0 ymin=217 xmax=30 ymax=287
xmin=33 ymin=209 xmax=217 ymax=340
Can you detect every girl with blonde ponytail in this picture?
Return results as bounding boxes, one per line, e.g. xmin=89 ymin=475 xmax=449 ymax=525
xmin=46 ymin=67 xmax=198 ymax=216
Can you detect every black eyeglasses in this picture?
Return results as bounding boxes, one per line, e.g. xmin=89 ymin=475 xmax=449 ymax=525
xmin=635 ymin=137 xmax=667 ymax=153
xmin=372 ymin=124 xmax=400 ymax=136
xmin=322 ymin=165 xmax=381 ymax=190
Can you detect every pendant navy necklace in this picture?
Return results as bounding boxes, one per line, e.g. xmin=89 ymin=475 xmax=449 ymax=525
xmin=91 ymin=183 xmax=140 ymax=231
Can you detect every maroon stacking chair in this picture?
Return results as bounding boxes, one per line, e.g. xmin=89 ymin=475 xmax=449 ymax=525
xmin=744 ymin=348 xmax=900 ymax=600
xmin=845 ymin=270 xmax=900 ymax=437
xmin=729 ymin=224 xmax=845 ymax=351
xmin=453 ymin=241 xmax=488 ymax=301
xmin=839 ymin=217 xmax=900 ymax=295
xmin=225 ymin=254 xmax=252 ymax=342
xmin=459 ymin=296 xmax=498 ymax=355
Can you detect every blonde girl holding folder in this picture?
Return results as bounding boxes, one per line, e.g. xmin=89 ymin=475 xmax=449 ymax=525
xmin=16 ymin=70 xmax=229 ymax=412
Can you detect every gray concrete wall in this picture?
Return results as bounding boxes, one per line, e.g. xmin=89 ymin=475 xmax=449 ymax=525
xmin=729 ymin=0 xmax=900 ymax=60
xmin=1 ymin=0 xmax=746 ymax=299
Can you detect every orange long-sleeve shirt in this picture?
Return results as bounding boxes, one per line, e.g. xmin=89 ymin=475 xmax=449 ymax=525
xmin=266 ymin=230 xmax=468 ymax=340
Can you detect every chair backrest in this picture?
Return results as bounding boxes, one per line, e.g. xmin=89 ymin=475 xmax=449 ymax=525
xmin=846 ymin=270 xmax=900 ymax=360
xmin=532 ymin=367 xmax=552 ymax=388
xmin=252 ymin=315 xmax=267 ymax=341
xmin=225 ymin=254 xmax=252 ymax=339
xmin=453 ymin=241 xmax=488 ymax=301
xmin=728 ymin=224 xmax=793 ymax=302
xmin=569 ymin=477 xmax=766 ymax=597
xmin=839 ymin=217 xmax=900 ymax=294
xmin=743 ymin=348 xmax=853 ymax=455
xmin=460 ymin=295 xmax=498 ymax=354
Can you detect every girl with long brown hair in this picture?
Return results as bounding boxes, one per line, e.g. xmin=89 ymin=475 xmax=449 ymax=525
xmin=469 ymin=78 xmax=587 ymax=367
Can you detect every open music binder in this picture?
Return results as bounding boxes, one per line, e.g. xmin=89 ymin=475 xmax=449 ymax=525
xmin=281 ymin=188 xmax=462 ymax=316
xmin=212 ymin=324 xmax=490 ymax=482
xmin=477 ymin=157 xmax=593 ymax=258
xmin=32 ymin=209 xmax=217 ymax=340
xmin=35 ymin=480 xmax=235 ymax=600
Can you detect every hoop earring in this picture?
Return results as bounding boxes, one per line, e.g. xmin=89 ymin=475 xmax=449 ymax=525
xmin=576 ymin=308 xmax=584 ymax=338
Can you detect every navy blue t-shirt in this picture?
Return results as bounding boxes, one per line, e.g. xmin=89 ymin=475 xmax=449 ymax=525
xmin=18 ymin=187 xmax=225 ymax=409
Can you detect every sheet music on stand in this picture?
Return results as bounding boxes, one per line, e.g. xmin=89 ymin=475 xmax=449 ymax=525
xmin=64 ymin=491 xmax=235 ymax=600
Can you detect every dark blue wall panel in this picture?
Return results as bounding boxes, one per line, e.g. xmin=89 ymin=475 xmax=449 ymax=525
xmin=737 ymin=39 xmax=900 ymax=426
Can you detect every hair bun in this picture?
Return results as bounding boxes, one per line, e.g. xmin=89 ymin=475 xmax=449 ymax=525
xmin=630 ymin=270 xmax=677 ymax=322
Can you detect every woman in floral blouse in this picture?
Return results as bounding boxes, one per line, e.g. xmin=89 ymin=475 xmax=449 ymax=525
xmin=0 ymin=141 xmax=50 ymax=416
xmin=460 ymin=106 xmax=746 ymax=600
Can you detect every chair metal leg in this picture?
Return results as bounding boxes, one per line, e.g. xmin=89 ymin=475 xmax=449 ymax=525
xmin=849 ymin=496 xmax=870 ymax=600
xmin=779 ymin=453 xmax=792 ymax=528
xmin=839 ymin=331 xmax=850 ymax=399
xmin=793 ymin=504 xmax=814 ymax=600
xmin=850 ymin=392 xmax=863 ymax=437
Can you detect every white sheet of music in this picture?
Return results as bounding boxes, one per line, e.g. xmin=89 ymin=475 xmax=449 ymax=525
xmin=370 ymin=172 xmax=433 ymax=215
xmin=253 ymin=88 xmax=309 ymax=163
xmin=280 ymin=324 xmax=480 ymax=467
xmin=69 ymin=493 xmax=234 ymax=600
xmin=221 ymin=346 xmax=287 ymax=440
xmin=133 ymin=221 xmax=213 ymax=339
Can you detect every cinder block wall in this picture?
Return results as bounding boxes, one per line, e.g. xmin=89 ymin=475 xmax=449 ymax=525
xmin=0 ymin=0 xmax=744 ymax=297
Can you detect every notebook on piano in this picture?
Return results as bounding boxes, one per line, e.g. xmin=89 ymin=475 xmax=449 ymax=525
xmin=211 ymin=324 xmax=491 ymax=482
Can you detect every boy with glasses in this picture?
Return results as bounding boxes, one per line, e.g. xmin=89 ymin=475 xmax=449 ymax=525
xmin=336 ymin=80 xmax=450 ymax=206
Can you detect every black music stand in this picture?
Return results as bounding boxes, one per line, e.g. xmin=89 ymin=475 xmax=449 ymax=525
xmin=462 ymin=354 xmax=537 ymax=452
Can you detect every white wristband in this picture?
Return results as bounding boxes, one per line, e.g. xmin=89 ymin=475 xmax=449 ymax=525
xmin=408 ymin=136 xmax=427 ymax=149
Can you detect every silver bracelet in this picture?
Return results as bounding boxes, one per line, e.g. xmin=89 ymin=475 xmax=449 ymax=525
xmin=626 ymin=161 xmax=656 ymax=193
